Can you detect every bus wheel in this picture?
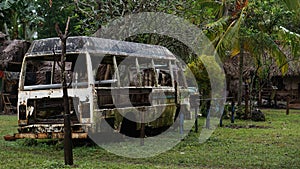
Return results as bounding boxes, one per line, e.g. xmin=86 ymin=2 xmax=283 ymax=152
xmin=145 ymin=126 xmax=170 ymax=137
xmin=120 ymin=112 xmax=139 ymax=138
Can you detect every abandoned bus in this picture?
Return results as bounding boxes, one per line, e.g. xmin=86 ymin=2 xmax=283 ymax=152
xmin=16 ymin=36 xmax=192 ymax=139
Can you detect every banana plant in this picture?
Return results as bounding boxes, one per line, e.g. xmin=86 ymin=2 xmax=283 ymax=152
xmin=196 ymin=0 xmax=290 ymax=116
xmin=0 ymin=0 xmax=16 ymax=38
xmin=280 ymin=0 xmax=300 ymax=61
xmin=0 ymin=0 xmax=44 ymax=40
xmin=276 ymin=26 xmax=300 ymax=85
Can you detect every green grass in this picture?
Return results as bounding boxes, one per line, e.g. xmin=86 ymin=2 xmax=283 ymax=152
xmin=0 ymin=109 xmax=300 ymax=168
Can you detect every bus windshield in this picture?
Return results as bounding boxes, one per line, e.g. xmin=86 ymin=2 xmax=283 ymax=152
xmin=22 ymin=54 xmax=87 ymax=90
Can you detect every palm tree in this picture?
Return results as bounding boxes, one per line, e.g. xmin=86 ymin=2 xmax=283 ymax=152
xmin=197 ymin=0 xmax=289 ymax=117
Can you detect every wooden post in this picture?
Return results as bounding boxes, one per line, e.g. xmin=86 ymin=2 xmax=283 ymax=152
xmin=245 ymin=83 xmax=249 ymax=119
xmin=0 ymin=75 xmax=4 ymax=113
xmin=219 ymin=115 xmax=223 ymax=127
xmin=55 ymin=17 xmax=73 ymax=166
xmin=205 ymin=100 xmax=211 ymax=129
xmin=194 ymin=106 xmax=198 ymax=133
xmin=190 ymin=94 xmax=199 ymax=133
xmin=174 ymin=81 xmax=180 ymax=130
xmin=258 ymin=87 xmax=262 ymax=107
xmin=219 ymin=99 xmax=223 ymax=127
xmin=287 ymin=95 xmax=290 ymax=115
xmin=274 ymin=93 xmax=278 ymax=108
xmin=179 ymin=112 xmax=184 ymax=134
xmin=140 ymin=111 xmax=145 ymax=146
xmin=231 ymin=100 xmax=235 ymax=123
xmin=206 ymin=111 xmax=210 ymax=129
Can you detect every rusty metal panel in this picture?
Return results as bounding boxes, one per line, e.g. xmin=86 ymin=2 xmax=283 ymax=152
xmin=71 ymin=133 xmax=88 ymax=139
xmin=51 ymin=132 xmax=64 ymax=139
xmin=37 ymin=133 xmax=48 ymax=139
xmin=27 ymin=37 xmax=176 ymax=60
xmin=18 ymin=120 xmax=28 ymax=126
xmin=13 ymin=132 xmax=88 ymax=139
xmin=14 ymin=133 xmax=36 ymax=139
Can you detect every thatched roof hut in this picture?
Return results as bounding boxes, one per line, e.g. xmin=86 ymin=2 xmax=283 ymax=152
xmin=222 ymin=54 xmax=256 ymax=97
xmin=223 ymin=54 xmax=256 ymax=79
xmin=223 ymin=50 xmax=300 ymax=103
xmin=270 ymin=57 xmax=300 ymax=100
xmin=0 ymin=37 xmax=30 ymax=112
xmin=0 ymin=32 xmax=7 ymax=40
xmin=0 ymin=39 xmax=30 ymax=71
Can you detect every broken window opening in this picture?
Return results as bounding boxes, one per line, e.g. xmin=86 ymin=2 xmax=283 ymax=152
xmin=23 ymin=54 xmax=88 ymax=90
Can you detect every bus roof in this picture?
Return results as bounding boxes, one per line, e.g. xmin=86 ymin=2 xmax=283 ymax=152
xmin=26 ymin=36 xmax=176 ymax=60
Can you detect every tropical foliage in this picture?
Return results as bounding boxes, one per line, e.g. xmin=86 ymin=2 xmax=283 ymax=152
xmin=1 ymin=0 xmax=300 ymax=116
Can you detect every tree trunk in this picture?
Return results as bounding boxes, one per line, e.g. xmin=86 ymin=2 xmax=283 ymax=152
xmin=55 ymin=17 xmax=73 ymax=166
xmin=258 ymin=80 xmax=262 ymax=107
xmin=22 ymin=22 xmax=26 ymax=40
xmin=237 ymin=40 xmax=244 ymax=117
xmin=62 ymin=37 xmax=73 ymax=165
xmin=4 ymin=22 xmax=10 ymax=40
xmin=244 ymin=83 xmax=249 ymax=119
xmin=12 ymin=11 xmax=19 ymax=39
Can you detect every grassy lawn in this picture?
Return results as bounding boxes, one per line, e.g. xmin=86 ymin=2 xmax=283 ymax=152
xmin=0 ymin=109 xmax=300 ymax=168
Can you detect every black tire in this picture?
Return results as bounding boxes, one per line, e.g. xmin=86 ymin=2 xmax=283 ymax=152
xmin=120 ymin=112 xmax=140 ymax=138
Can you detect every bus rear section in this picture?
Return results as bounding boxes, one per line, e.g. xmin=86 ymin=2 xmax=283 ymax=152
xmin=90 ymin=54 xmax=190 ymax=137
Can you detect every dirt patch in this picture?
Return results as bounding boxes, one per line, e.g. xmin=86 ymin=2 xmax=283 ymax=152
xmin=225 ymin=124 xmax=272 ymax=129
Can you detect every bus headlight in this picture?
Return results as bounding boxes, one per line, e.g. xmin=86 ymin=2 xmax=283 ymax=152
xmin=19 ymin=105 xmax=26 ymax=120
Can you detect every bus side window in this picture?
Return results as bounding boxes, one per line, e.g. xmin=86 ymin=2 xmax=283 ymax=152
xmin=24 ymin=72 xmax=37 ymax=86
xmin=24 ymin=61 xmax=38 ymax=86
xmin=129 ymin=70 xmax=137 ymax=86
xmin=158 ymin=70 xmax=172 ymax=87
xmin=96 ymin=64 xmax=112 ymax=81
xmin=142 ymin=68 xmax=155 ymax=86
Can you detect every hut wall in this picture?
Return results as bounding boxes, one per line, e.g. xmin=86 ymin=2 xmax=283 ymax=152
xmin=283 ymin=77 xmax=300 ymax=91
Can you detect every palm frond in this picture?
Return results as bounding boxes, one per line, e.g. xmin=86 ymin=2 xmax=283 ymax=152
xmin=283 ymin=0 xmax=300 ymax=13
xmin=204 ymin=16 xmax=229 ymax=43
xmin=215 ymin=8 xmax=245 ymax=58
xmin=278 ymin=26 xmax=300 ymax=59
xmin=262 ymin=33 xmax=288 ymax=74
xmin=0 ymin=0 xmax=16 ymax=10
xmin=243 ymin=31 xmax=288 ymax=75
xmin=191 ymin=0 xmax=225 ymax=18
xmin=279 ymin=26 xmax=300 ymax=38
xmin=205 ymin=16 xmax=229 ymax=30
xmin=243 ymin=34 xmax=262 ymax=61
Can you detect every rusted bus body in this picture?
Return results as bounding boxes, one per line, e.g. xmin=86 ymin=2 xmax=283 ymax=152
xmin=16 ymin=36 xmax=191 ymax=139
